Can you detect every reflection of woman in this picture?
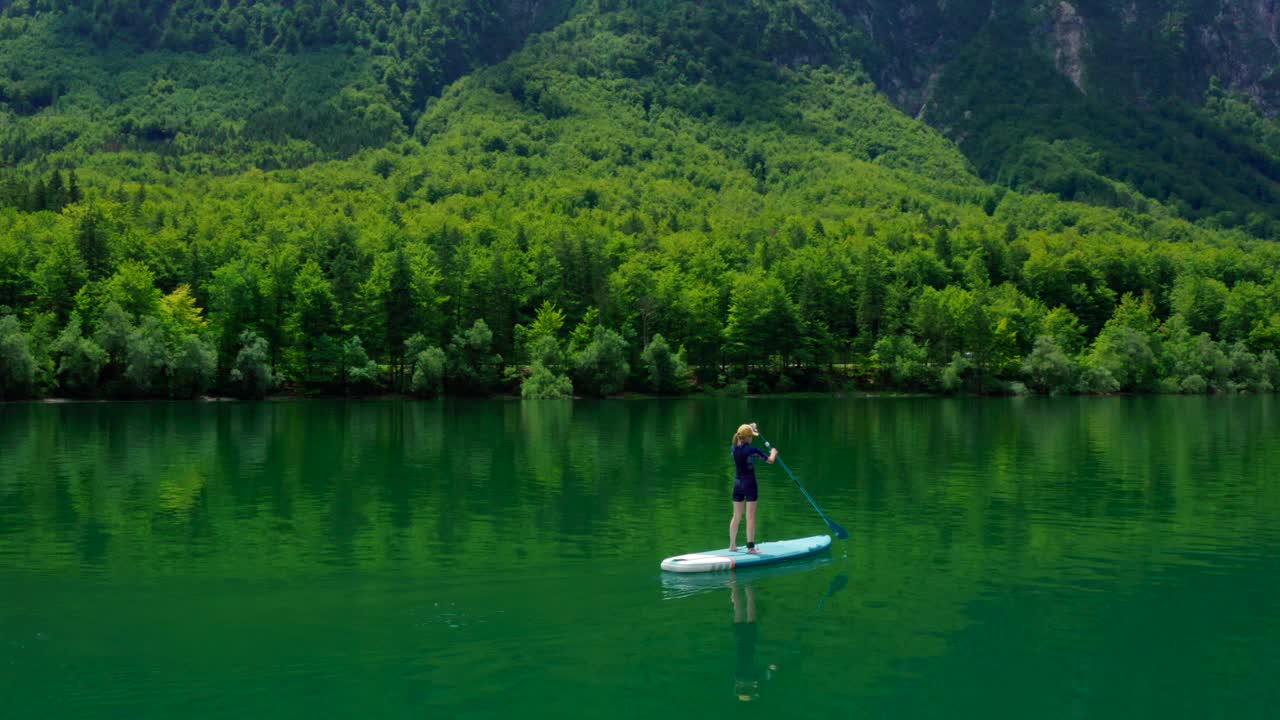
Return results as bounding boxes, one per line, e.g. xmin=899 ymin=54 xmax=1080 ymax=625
xmin=731 ymin=581 xmax=776 ymax=702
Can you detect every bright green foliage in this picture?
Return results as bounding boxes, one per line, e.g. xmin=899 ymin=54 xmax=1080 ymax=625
xmin=909 ymin=283 xmax=1035 ymax=391
xmin=0 ymin=233 xmax=31 ymax=310
xmin=290 ymin=259 xmax=337 ymax=385
xmin=572 ymin=326 xmax=629 ymax=397
xmin=1040 ymin=306 xmax=1087 ymax=355
xmin=521 ymin=363 xmax=573 ymax=399
xmin=320 ymin=221 xmax=366 ymax=332
xmin=1161 ymin=315 xmax=1230 ymax=391
xmin=941 ymin=352 xmax=973 ymax=393
xmin=912 ymin=286 xmax=979 ymax=365
xmin=446 ymin=320 xmax=500 ymax=396
xmin=1089 ymin=323 xmax=1158 ymax=393
xmin=101 ymin=261 xmax=163 ymax=318
xmin=516 ymin=301 xmax=568 ymax=371
xmin=1087 ymin=295 xmax=1162 ymax=394
xmin=1075 ymin=363 xmax=1120 ymax=395
xmin=158 ymin=285 xmax=207 ymax=339
xmin=341 ymin=336 xmax=380 ymax=394
xmin=209 ymin=258 xmax=264 ymax=373
xmin=169 ymin=334 xmax=216 ymax=398
xmin=1021 ymin=335 xmax=1078 ymax=395
xmin=1219 ymin=281 xmax=1271 ymax=344
xmin=407 ymin=334 xmax=446 ymax=398
xmin=640 ymin=334 xmax=689 ymax=394
xmin=0 ymin=315 xmax=36 ymax=398
xmin=1171 ymin=275 xmax=1229 ymax=337
xmin=983 ymin=284 xmax=1045 ymax=361
xmin=526 ymin=301 xmax=567 ymax=344
xmin=1248 ymin=313 xmax=1280 ymax=355
xmin=258 ymin=244 xmax=299 ymax=373
xmin=33 ymin=236 xmax=88 ymax=323
xmin=676 ymin=282 xmax=727 ymax=377
xmin=51 ymin=316 xmax=106 ymax=395
xmin=291 ymin=259 xmax=337 ymax=338
xmin=1180 ymin=374 xmax=1208 ymax=394
xmin=506 ymin=330 xmax=563 ymax=400
xmin=1020 ymin=246 xmax=1117 ymax=333
xmin=231 ymin=331 xmax=273 ymax=399
xmin=449 ymin=234 xmax=531 ymax=358
xmin=1261 ymin=351 xmax=1280 ymax=390
xmin=379 ymin=245 xmax=417 ymax=387
xmin=723 ymin=272 xmax=802 ymax=373
xmin=24 ymin=314 xmax=58 ymax=392
xmin=1109 ymin=293 xmax=1162 ymax=335
xmin=125 ymin=316 xmax=168 ymax=394
xmin=525 ymin=335 xmax=564 ymax=373
xmin=95 ymin=301 xmax=134 ymax=368
xmin=568 ymin=309 xmax=601 ymax=360
xmin=1226 ymin=342 xmax=1268 ymax=393
xmin=69 ymin=203 xmax=116 ymax=280
xmin=870 ymin=335 xmax=929 ymax=390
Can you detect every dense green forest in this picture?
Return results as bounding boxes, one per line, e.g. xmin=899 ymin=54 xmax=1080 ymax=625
xmin=2 ymin=0 xmax=1280 ymax=400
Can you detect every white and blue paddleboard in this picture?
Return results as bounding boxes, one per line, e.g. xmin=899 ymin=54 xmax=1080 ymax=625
xmin=660 ymin=535 xmax=831 ymax=573
xmin=661 ymin=554 xmax=832 ymax=599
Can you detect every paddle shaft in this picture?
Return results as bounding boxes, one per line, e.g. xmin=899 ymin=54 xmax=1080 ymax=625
xmin=761 ymin=435 xmax=850 ymax=540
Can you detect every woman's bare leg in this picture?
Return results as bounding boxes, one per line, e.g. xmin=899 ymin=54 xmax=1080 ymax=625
xmin=746 ymin=501 xmax=758 ymax=551
xmin=729 ymin=501 xmax=744 ymax=550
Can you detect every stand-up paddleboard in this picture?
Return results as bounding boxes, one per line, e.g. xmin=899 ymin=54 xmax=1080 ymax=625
xmin=661 ymin=554 xmax=832 ymax=599
xmin=660 ymin=535 xmax=831 ymax=573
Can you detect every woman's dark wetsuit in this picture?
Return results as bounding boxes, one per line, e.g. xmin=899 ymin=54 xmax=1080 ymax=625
xmin=732 ymin=444 xmax=769 ymax=502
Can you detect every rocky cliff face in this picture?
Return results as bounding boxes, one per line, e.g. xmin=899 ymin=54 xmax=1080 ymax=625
xmin=815 ymin=0 xmax=1279 ymax=115
xmin=1048 ymin=2 xmax=1087 ymax=92
xmin=1191 ymin=0 xmax=1280 ymax=109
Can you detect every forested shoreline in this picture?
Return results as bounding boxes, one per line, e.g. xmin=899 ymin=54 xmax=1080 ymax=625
xmin=3 ymin=2 xmax=1280 ymax=400
xmin=4 ymin=162 xmax=1278 ymax=401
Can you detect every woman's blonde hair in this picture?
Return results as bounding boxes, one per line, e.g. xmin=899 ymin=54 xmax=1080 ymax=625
xmin=732 ymin=423 xmax=757 ymax=447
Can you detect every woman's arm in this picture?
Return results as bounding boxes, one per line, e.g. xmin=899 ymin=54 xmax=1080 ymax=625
xmin=751 ymin=446 xmax=778 ymax=463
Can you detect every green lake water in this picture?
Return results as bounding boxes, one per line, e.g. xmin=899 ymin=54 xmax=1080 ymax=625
xmin=2 ymin=397 xmax=1278 ymax=719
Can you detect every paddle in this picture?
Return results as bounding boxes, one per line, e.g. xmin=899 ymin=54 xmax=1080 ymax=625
xmin=816 ymin=573 xmax=849 ymax=612
xmin=760 ymin=435 xmax=850 ymax=540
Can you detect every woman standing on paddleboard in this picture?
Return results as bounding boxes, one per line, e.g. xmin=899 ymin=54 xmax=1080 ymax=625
xmin=730 ymin=423 xmax=777 ymax=553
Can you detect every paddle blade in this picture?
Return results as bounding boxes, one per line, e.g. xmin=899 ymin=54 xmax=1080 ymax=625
xmin=829 ymin=520 xmax=850 ymax=540
xmin=826 ymin=573 xmax=849 ymax=597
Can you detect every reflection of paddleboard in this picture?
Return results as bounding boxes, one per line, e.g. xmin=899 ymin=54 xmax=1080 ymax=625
xmin=660 ymin=553 xmax=832 ymax=600
xmin=660 ymin=535 xmax=831 ymax=573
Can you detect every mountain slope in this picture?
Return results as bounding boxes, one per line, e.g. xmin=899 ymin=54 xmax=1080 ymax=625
xmin=0 ymin=1 xmax=570 ymax=168
xmin=5 ymin=1 xmax=1279 ymax=237
xmin=1 ymin=0 xmax=1279 ymax=401
xmin=924 ymin=8 xmax=1280 ymax=237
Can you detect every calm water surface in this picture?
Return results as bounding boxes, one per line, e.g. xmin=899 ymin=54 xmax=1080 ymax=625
xmin=2 ymin=397 xmax=1278 ymax=718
